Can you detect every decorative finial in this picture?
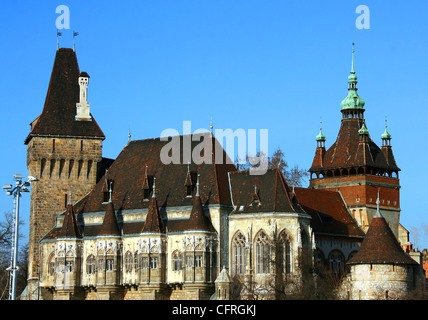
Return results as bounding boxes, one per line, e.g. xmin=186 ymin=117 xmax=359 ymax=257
xmin=108 ymin=181 xmax=113 ymax=203
xmin=152 ymin=177 xmax=156 ymax=198
xmin=210 ymin=117 xmax=213 ymax=136
xmin=351 ymin=42 xmax=355 ymax=73
xmin=73 ymin=31 xmax=79 ymax=52
xmin=196 ymin=174 xmax=200 ymax=197
xmin=128 ymin=128 xmax=131 ymax=143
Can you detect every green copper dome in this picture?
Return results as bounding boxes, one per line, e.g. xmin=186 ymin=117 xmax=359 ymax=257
xmin=341 ymin=44 xmax=366 ymax=110
xmin=381 ymin=127 xmax=391 ymax=139
xmin=316 ymin=128 xmax=326 ymax=141
xmin=358 ymin=123 xmax=369 ymax=135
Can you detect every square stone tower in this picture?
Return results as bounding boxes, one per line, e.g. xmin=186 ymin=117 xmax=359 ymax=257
xmin=24 ymin=48 xmax=105 ymax=299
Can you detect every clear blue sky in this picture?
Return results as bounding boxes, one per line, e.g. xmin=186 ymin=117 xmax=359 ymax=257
xmin=1 ymin=0 xmax=427 ymax=250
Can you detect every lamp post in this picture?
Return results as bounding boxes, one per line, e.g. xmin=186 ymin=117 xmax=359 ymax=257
xmin=3 ymin=174 xmax=38 ymax=300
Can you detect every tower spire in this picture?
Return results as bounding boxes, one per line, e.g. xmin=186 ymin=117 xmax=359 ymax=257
xmin=340 ymin=43 xmax=365 ymax=118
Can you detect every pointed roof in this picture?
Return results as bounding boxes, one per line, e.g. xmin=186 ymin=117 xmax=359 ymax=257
xmin=186 ymin=175 xmax=214 ymax=232
xmin=58 ymin=204 xmax=82 ymax=239
xmin=229 ymin=168 xmax=305 ymax=214
xmin=25 ymin=48 xmax=105 ymax=144
xmin=97 ymin=201 xmax=121 ymax=237
xmin=310 ymin=119 xmax=400 ymax=172
xmin=347 ymin=215 xmax=417 ymax=265
xmin=141 ymin=178 xmax=165 ymax=233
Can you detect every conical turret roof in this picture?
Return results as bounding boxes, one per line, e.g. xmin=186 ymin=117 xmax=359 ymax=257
xmin=58 ymin=204 xmax=82 ymax=239
xmin=347 ymin=215 xmax=417 ymax=265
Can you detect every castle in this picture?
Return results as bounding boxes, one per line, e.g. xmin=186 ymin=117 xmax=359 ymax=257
xmin=22 ymin=46 xmax=426 ymax=300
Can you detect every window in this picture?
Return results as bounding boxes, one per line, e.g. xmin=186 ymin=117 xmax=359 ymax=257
xmin=186 ymin=185 xmax=192 ymax=197
xmin=278 ymin=232 xmax=292 ymax=274
xmin=329 ymin=251 xmax=345 ymax=274
xmin=87 ymin=255 xmax=96 ymax=274
xmin=232 ymin=232 xmax=246 ymax=275
xmin=195 ymin=255 xmax=203 ymax=267
xmin=172 ymin=251 xmax=183 ymax=271
xmin=97 ymin=257 xmax=104 ymax=271
xmin=65 ymin=260 xmax=73 ymax=272
xmin=150 ymin=257 xmax=158 ymax=269
xmin=255 ymin=231 xmax=270 ymax=274
xmin=106 ymin=259 xmax=114 ymax=271
xmin=141 ymin=257 xmax=149 ymax=269
xmin=125 ymin=252 xmax=133 ymax=273
xmin=186 ymin=255 xmax=193 ymax=267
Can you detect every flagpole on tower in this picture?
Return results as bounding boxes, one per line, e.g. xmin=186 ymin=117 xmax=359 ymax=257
xmin=56 ymin=29 xmax=62 ymax=50
xmin=73 ymin=31 xmax=79 ymax=51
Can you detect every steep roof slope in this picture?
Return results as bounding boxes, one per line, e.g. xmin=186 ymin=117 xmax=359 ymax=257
xmin=347 ymin=215 xmax=416 ymax=265
xmin=25 ymin=48 xmax=105 ymax=144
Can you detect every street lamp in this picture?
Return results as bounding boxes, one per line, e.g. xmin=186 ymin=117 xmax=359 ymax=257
xmin=3 ymin=174 xmax=38 ymax=300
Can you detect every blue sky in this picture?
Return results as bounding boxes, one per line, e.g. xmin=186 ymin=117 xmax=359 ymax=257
xmin=1 ymin=0 xmax=427 ymax=250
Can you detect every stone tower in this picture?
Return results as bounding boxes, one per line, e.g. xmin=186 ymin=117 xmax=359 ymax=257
xmin=24 ymin=48 xmax=105 ymax=299
xmin=309 ymin=44 xmax=401 ymax=238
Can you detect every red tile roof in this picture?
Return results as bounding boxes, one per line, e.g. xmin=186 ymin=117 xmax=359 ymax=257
xmin=97 ymin=201 xmax=121 ymax=237
xmin=229 ymin=168 xmax=305 ymax=214
xmin=72 ymin=134 xmax=236 ymax=215
xmin=310 ymin=119 xmax=400 ymax=172
xmin=347 ymin=216 xmax=417 ymax=265
xmin=294 ymin=187 xmax=365 ymax=238
xmin=141 ymin=196 xmax=165 ymax=233
xmin=58 ymin=204 xmax=82 ymax=239
xmin=24 ymin=48 xmax=105 ymax=144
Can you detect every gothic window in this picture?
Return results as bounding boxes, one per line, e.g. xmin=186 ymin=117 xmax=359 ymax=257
xmin=255 ymin=231 xmax=270 ymax=274
xmin=87 ymin=255 xmax=96 ymax=274
xmin=278 ymin=231 xmax=292 ymax=274
xmin=106 ymin=259 xmax=114 ymax=271
xmin=134 ymin=252 xmax=139 ymax=270
xmin=172 ymin=251 xmax=183 ymax=271
xmin=231 ymin=231 xmax=246 ymax=275
xmin=65 ymin=260 xmax=74 ymax=272
xmin=314 ymin=249 xmax=324 ymax=267
xmin=141 ymin=257 xmax=149 ymax=269
xmin=150 ymin=257 xmax=158 ymax=269
xmin=329 ymin=251 xmax=345 ymax=274
xmin=186 ymin=255 xmax=193 ymax=267
xmin=195 ymin=255 xmax=203 ymax=267
xmin=125 ymin=251 xmax=133 ymax=273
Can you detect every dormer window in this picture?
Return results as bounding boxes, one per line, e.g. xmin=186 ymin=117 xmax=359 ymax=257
xmin=184 ymin=163 xmax=195 ymax=198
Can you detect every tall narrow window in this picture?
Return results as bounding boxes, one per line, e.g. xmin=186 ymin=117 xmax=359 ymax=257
xmin=255 ymin=231 xmax=270 ymax=274
xmin=80 ymin=140 xmax=84 ymax=153
xmin=278 ymin=232 xmax=292 ymax=274
xmin=172 ymin=251 xmax=183 ymax=271
xmin=52 ymin=139 xmax=56 ymax=153
xmin=232 ymin=232 xmax=246 ymax=275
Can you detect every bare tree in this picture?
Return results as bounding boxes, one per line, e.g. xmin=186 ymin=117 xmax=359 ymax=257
xmin=0 ymin=212 xmax=28 ymax=299
xmin=235 ymin=147 xmax=309 ymax=187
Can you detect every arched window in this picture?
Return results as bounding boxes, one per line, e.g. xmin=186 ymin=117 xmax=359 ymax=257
xmin=125 ymin=251 xmax=133 ymax=273
xmin=278 ymin=231 xmax=292 ymax=274
xmin=255 ymin=231 xmax=270 ymax=274
xmin=231 ymin=231 xmax=246 ymax=275
xmin=87 ymin=255 xmax=96 ymax=274
xmin=172 ymin=251 xmax=183 ymax=271
xmin=329 ymin=250 xmax=345 ymax=274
